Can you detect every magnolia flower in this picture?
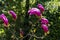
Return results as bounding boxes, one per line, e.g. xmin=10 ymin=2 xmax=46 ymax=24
xmin=37 ymin=4 xmax=45 ymax=13
xmin=28 ymin=8 xmax=41 ymax=16
xmin=41 ymin=18 xmax=49 ymax=24
xmin=41 ymin=24 xmax=48 ymax=33
xmin=8 ymin=10 xmax=17 ymax=20
xmin=0 ymin=14 xmax=9 ymax=27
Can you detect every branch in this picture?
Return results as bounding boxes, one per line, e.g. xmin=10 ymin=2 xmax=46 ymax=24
xmin=21 ymin=33 xmax=45 ymax=40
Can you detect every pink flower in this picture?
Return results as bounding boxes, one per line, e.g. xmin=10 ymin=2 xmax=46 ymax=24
xmin=41 ymin=18 xmax=49 ymax=24
xmin=41 ymin=24 xmax=48 ymax=33
xmin=0 ymin=14 xmax=9 ymax=27
xmin=28 ymin=8 xmax=41 ymax=16
xmin=8 ymin=10 xmax=17 ymax=20
xmin=37 ymin=4 xmax=45 ymax=13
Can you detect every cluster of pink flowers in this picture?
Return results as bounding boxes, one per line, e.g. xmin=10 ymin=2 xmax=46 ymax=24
xmin=28 ymin=4 xmax=49 ymax=34
xmin=0 ymin=10 xmax=17 ymax=27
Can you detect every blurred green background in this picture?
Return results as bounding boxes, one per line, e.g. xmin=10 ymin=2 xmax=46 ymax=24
xmin=0 ymin=0 xmax=60 ymax=40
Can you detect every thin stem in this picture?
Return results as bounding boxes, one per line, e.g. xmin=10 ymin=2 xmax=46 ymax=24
xmin=21 ymin=33 xmax=45 ymax=40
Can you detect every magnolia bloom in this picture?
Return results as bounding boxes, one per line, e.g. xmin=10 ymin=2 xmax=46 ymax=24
xmin=0 ymin=14 xmax=9 ymax=27
xmin=8 ymin=10 xmax=17 ymax=20
xmin=37 ymin=4 xmax=45 ymax=13
xmin=28 ymin=8 xmax=41 ymax=16
xmin=41 ymin=24 xmax=48 ymax=33
xmin=41 ymin=18 xmax=49 ymax=24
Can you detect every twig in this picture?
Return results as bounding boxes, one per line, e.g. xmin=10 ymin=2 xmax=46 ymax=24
xmin=29 ymin=35 xmax=32 ymax=40
xmin=21 ymin=33 xmax=45 ymax=40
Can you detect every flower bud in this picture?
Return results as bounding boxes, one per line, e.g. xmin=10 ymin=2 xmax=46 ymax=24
xmin=41 ymin=18 xmax=49 ymax=24
xmin=8 ymin=10 xmax=17 ymax=21
xmin=20 ymin=29 xmax=24 ymax=38
xmin=37 ymin=4 xmax=45 ymax=13
xmin=0 ymin=14 xmax=9 ymax=27
xmin=28 ymin=8 xmax=41 ymax=16
xmin=41 ymin=24 xmax=48 ymax=33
